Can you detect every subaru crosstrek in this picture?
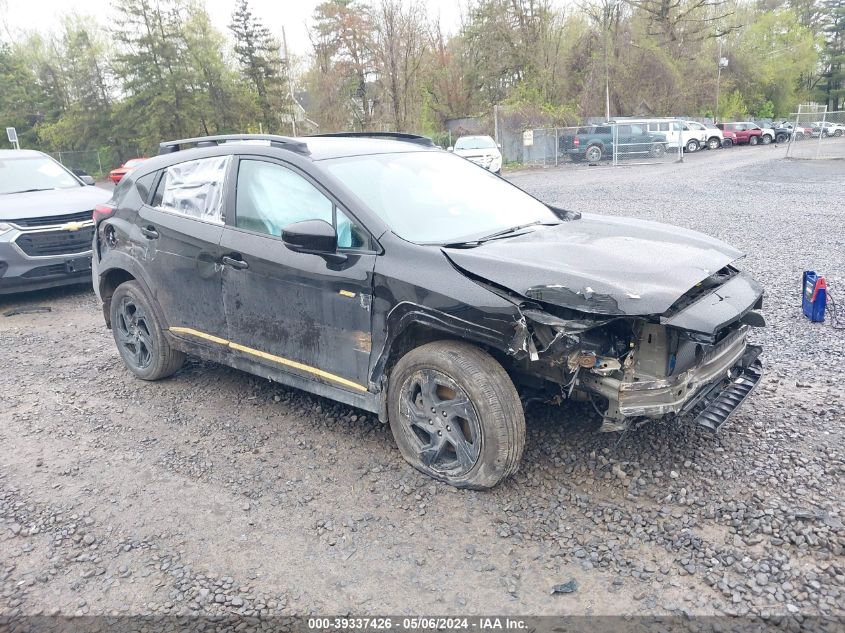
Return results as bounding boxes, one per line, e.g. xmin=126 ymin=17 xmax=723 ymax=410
xmin=93 ymin=133 xmax=764 ymax=489
xmin=1 ymin=150 xmax=110 ymax=294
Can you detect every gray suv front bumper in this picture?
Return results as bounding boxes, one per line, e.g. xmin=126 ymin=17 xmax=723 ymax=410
xmin=0 ymin=221 xmax=95 ymax=294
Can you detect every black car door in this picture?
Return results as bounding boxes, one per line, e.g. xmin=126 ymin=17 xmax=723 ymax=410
xmin=136 ymin=155 xmax=232 ymax=339
xmin=219 ymin=156 xmax=377 ymax=393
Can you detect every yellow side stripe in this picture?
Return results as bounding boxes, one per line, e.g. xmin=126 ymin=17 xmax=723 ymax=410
xmin=338 ymin=289 xmax=356 ymax=298
xmin=168 ymin=326 xmax=368 ymax=393
xmin=169 ymin=326 xmax=229 ymax=346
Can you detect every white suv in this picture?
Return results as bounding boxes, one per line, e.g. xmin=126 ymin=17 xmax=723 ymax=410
xmin=614 ymin=119 xmax=705 ymax=152
xmin=685 ymin=121 xmax=724 ymax=150
xmin=450 ymin=136 xmax=503 ymax=173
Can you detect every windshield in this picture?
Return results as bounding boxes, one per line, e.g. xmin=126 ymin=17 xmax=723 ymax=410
xmin=0 ymin=156 xmax=80 ymax=195
xmin=454 ymin=136 xmax=496 ymax=150
xmin=323 ymin=151 xmax=558 ymax=243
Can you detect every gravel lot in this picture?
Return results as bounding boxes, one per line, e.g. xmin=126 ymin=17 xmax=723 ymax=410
xmin=1 ymin=144 xmax=843 ymax=627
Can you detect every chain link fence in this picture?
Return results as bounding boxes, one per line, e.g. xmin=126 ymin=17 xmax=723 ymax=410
xmin=785 ymin=106 xmax=845 ymax=161
xmin=51 ymin=147 xmax=144 ymax=180
xmin=506 ymin=124 xmax=684 ymax=168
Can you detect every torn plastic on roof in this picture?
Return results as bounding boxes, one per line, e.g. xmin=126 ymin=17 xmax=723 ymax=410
xmin=160 ymin=155 xmax=230 ymax=223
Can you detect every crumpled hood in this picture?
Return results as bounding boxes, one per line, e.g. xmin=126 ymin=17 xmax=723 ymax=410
xmin=444 ymin=213 xmax=744 ymax=316
xmin=0 ymin=186 xmax=112 ymax=221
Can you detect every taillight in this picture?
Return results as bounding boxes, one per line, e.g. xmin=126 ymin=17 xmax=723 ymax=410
xmin=573 ymin=138 xmax=580 ymax=146
xmin=93 ymin=204 xmax=116 ymax=224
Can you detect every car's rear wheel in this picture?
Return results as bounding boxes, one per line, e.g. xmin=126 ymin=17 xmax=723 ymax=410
xmin=707 ymin=137 xmax=721 ymax=150
xmin=585 ymin=145 xmax=603 ymax=162
xmin=685 ymin=139 xmax=699 ymax=153
xmin=834 ymin=130 xmax=843 ymax=137
xmin=110 ymin=281 xmax=185 ymax=381
xmin=775 ymin=132 xmax=789 ymax=144
xmin=795 ymin=132 xmax=805 ymax=141
xmin=388 ymin=341 xmax=525 ymax=490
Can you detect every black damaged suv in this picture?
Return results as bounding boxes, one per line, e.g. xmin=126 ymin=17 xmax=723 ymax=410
xmin=94 ymin=133 xmax=764 ymax=489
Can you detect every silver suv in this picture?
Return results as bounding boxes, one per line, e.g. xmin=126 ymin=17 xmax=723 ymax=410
xmin=0 ymin=150 xmax=111 ymax=294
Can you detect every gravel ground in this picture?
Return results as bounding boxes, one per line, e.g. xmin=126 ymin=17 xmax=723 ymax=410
xmin=1 ymin=144 xmax=843 ymax=628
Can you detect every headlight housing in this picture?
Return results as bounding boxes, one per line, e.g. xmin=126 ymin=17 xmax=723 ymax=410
xmin=0 ymin=222 xmax=12 ymax=236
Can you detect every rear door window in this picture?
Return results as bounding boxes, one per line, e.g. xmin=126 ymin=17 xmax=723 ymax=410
xmin=155 ymin=156 xmax=231 ymax=224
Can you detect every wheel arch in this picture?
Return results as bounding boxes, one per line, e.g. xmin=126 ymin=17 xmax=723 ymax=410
xmin=371 ymin=305 xmax=519 ymax=422
xmin=98 ymin=256 xmax=164 ymax=329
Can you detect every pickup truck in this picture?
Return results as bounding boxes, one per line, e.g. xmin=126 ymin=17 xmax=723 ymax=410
xmin=559 ymin=124 xmax=668 ymax=162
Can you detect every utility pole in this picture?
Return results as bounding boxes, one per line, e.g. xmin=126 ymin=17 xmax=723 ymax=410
xmin=715 ymin=38 xmax=728 ymax=124
xmin=282 ymin=26 xmax=296 ymax=137
xmin=604 ymin=0 xmax=619 ymax=120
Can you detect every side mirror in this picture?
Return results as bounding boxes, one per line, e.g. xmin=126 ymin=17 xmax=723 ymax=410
xmin=497 ymin=143 xmax=502 ymax=148
xmin=72 ymin=168 xmax=96 ymax=185
xmin=447 ymin=146 xmax=454 ymax=152
xmin=282 ymin=219 xmax=337 ymax=255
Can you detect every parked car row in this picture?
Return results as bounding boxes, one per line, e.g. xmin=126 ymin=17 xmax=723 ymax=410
xmin=546 ymin=115 xmax=845 ymax=163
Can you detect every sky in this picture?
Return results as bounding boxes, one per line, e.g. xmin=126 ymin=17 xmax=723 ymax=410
xmin=2 ymin=0 xmax=466 ymax=57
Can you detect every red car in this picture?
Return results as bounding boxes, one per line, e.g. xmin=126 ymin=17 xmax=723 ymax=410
xmin=716 ymin=123 xmax=763 ymax=145
xmin=109 ymin=158 xmax=147 ymax=184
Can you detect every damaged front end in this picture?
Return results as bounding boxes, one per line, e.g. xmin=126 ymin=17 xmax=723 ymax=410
xmin=510 ymin=267 xmax=765 ymax=433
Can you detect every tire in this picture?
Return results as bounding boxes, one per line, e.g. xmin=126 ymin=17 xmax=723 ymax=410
xmin=110 ymin=280 xmax=185 ymax=381
xmin=722 ymin=139 xmax=733 ymax=148
xmin=834 ymin=130 xmax=843 ymax=137
xmin=387 ymin=341 xmax=525 ymax=490
xmin=707 ymin=137 xmax=721 ymax=150
xmin=585 ymin=145 xmax=603 ymax=162
xmin=749 ymin=136 xmax=759 ymax=146
xmin=795 ymin=132 xmax=805 ymax=141
xmin=650 ymin=143 xmax=666 ymax=158
xmin=685 ymin=139 xmax=699 ymax=153
xmin=775 ymin=132 xmax=789 ymax=144
xmin=761 ymin=134 xmax=772 ymax=145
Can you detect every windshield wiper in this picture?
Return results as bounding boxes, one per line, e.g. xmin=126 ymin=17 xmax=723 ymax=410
xmin=2 ymin=188 xmax=55 ymax=195
xmin=443 ymin=221 xmax=560 ymax=248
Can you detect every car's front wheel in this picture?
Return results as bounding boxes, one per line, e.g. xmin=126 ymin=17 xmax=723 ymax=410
xmin=761 ymin=134 xmax=772 ymax=145
xmin=388 ymin=341 xmax=525 ymax=489
xmin=650 ymin=143 xmax=666 ymax=158
xmin=707 ymin=136 xmax=721 ymax=150
xmin=749 ymin=136 xmax=759 ymax=145
xmin=775 ymin=132 xmax=789 ymax=144
xmin=685 ymin=139 xmax=700 ymax=153
xmin=110 ymin=281 xmax=185 ymax=381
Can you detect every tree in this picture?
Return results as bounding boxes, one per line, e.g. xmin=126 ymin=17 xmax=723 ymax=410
xmin=373 ymin=0 xmax=430 ymax=131
xmin=819 ymin=0 xmax=845 ymax=109
xmin=310 ymin=0 xmax=377 ymax=130
xmin=229 ymin=0 xmax=293 ymax=133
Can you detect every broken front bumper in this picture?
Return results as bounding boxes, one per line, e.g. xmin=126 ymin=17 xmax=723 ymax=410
xmin=581 ymin=327 xmax=762 ymax=426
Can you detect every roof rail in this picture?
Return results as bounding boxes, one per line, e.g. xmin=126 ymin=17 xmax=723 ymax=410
xmin=159 ymin=134 xmax=310 ymax=156
xmin=308 ymin=132 xmax=437 ymax=148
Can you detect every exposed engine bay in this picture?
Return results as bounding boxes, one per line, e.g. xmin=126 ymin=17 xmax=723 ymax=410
xmin=510 ymin=266 xmax=765 ymax=432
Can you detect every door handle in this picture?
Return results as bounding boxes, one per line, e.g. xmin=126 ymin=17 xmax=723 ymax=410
xmin=222 ymin=254 xmax=249 ymax=270
xmin=140 ymin=225 xmax=159 ymax=239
